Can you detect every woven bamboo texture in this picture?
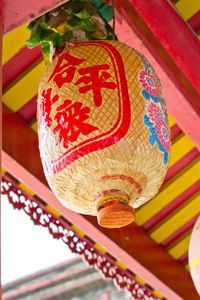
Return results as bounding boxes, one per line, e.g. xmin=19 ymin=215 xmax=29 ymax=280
xmin=38 ymin=41 xmax=170 ymax=216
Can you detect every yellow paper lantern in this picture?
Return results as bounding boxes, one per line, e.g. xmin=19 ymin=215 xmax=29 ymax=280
xmin=38 ymin=41 xmax=170 ymax=228
xmin=189 ymin=215 xmax=200 ymax=295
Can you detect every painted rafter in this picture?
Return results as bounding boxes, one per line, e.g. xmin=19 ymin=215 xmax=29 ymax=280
xmin=2 ymin=0 xmax=71 ymax=34
xmin=113 ymin=0 xmax=200 ymax=151
xmin=2 ymin=103 xmax=199 ymax=299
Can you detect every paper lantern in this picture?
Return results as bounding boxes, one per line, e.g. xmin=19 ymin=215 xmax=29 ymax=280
xmin=189 ymin=215 xmax=200 ymax=295
xmin=38 ymin=40 xmax=170 ymax=228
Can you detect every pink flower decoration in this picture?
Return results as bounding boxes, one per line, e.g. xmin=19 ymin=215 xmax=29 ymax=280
xmin=139 ymin=70 xmax=159 ymax=97
xmin=154 ymin=118 xmax=170 ymax=153
xmin=146 ymin=102 xmax=163 ymax=123
xmin=152 ymin=72 xmax=162 ymax=97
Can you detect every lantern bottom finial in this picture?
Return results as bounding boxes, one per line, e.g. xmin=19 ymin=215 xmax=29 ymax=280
xmin=97 ymin=204 xmax=135 ymax=228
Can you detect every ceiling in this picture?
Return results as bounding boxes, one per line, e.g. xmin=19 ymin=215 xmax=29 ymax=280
xmin=2 ymin=0 xmax=200 ymax=299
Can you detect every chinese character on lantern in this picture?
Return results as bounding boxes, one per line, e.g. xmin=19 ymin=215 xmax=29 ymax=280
xmin=48 ymin=52 xmax=86 ymax=88
xmin=75 ymin=64 xmax=117 ymax=106
xmin=41 ymin=88 xmax=59 ymax=127
xmin=53 ymin=100 xmax=98 ymax=149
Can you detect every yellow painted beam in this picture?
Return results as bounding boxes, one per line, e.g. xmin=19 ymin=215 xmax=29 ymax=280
xmin=18 ymin=182 xmax=35 ymax=196
xmin=150 ymin=193 xmax=200 ymax=243
xmin=169 ymin=134 xmax=195 ymax=167
xmin=134 ymin=275 xmax=146 ymax=285
xmin=94 ymin=243 xmax=107 ymax=253
xmin=152 ymin=289 xmax=163 ymax=299
xmin=175 ymin=0 xmax=200 ymax=20
xmin=71 ymin=224 xmax=85 ymax=237
xmin=30 ymin=120 xmax=38 ymax=133
xmin=168 ymin=113 xmax=176 ymax=128
xmin=185 ymin=263 xmax=190 ymax=272
xmin=46 ymin=204 xmax=61 ymax=218
xmin=168 ymin=234 xmax=191 ymax=260
xmin=3 ymin=24 xmax=29 ymax=65
xmin=3 ymin=61 xmax=46 ymax=112
xmin=136 ymin=160 xmax=200 ymax=226
xmin=1 ymin=167 xmax=7 ymax=174
xmin=116 ymin=260 xmax=127 ymax=270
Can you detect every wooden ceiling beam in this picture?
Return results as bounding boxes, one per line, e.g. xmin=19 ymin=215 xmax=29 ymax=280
xmin=114 ymin=0 xmax=200 ymax=151
xmin=2 ymin=104 xmax=199 ymax=299
xmin=2 ymin=0 xmax=70 ymax=34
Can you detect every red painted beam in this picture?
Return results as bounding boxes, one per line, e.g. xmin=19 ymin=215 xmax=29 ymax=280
xmin=130 ymin=0 xmax=200 ymax=96
xmin=143 ymin=181 xmax=200 ymax=232
xmin=162 ymin=214 xmax=199 ymax=248
xmin=170 ymin=124 xmax=182 ymax=141
xmin=2 ymin=0 xmax=70 ymax=34
xmin=17 ymin=94 xmax=37 ymax=123
xmin=188 ymin=11 xmax=200 ymax=34
xmin=2 ymin=46 xmax=42 ymax=90
xmin=178 ymin=252 xmax=188 ymax=264
xmin=113 ymin=0 xmax=200 ymax=152
xmin=2 ymin=104 xmax=199 ymax=299
xmin=163 ymin=148 xmax=200 ymax=185
xmin=2 ymin=104 xmax=47 ymax=184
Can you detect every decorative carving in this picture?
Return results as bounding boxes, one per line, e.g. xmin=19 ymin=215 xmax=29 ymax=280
xmin=1 ymin=175 xmax=158 ymax=299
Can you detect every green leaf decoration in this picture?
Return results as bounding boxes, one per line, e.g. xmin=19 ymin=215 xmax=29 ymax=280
xmin=74 ymin=8 xmax=91 ymax=19
xmin=41 ymin=41 xmax=50 ymax=56
xmin=85 ymin=2 xmax=98 ymax=15
xmin=99 ymin=4 xmax=113 ymax=22
xmin=26 ymin=26 xmax=43 ymax=48
xmin=83 ymin=18 xmax=96 ymax=32
xmin=54 ymin=34 xmax=64 ymax=49
xmin=39 ymin=15 xmax=48 ymax=29
xmin=43 ymin=30 xmax=57 ymax=42
xmin=89 ymin=0 xmax=105 ymax=9
xmin=26 ymin=0 xmax=116 ymax=60
xmin=68 ymin=15 xmax=83 ymax=27
xmin=63 ymin=30 xmax=73 ymax=42
xmin=26 ymin=19 xmax=38 ymax=32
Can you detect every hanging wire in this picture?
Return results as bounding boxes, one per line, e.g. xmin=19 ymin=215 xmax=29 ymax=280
xmin=112 ymin=0 xmax=116 ymax=40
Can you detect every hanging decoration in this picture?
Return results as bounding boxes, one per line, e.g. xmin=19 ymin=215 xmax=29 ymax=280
xmin=26 ymin=0 xmax=116 ymax=63
xmin=189 ymin=215 xmax=200 ymax=295
xmin=27 ymin=0 xmax=170 ymax=228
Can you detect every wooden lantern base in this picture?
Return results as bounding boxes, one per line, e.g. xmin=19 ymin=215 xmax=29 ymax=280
xmin=97 ymin=204 xmax=135 ymax=228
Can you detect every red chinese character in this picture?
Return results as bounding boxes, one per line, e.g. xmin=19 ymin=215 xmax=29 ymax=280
xmin=41 ymin=88 xmax=59 ymax=127
xmin=48 ymin=52 xmax=86 ymax=88
xmin=53 ymin=100 xmax=98 ymax=149
xmin=75 ymin=64 xmax=117 ymax=106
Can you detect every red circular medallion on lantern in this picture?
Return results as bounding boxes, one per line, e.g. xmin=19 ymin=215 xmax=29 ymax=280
xmin=38 ymin=41 xmax=170 ymax=228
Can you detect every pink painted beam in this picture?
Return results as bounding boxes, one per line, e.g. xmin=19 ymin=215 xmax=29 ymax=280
xmin=162 ymin=214 xmax=199 ymax=248
xmin=114 ymin=0 xmax=200 ymax=151
xmin=3 ymin=105 xmax=197 ymax=299
xmin=170 ymin=124 xmax=182 ymax=141
xmin=17 ymin=94 xmax=37 ymax=123
xmin=130 ymin=0 xmax=200 ymax=96
xmin=178 ymin=252 xmax=188 ymax=264
xmin=2 ymin=46 xmax=42 ymax=90
xmin=142 ymin=181 xmax=200 ymax=232
xmin=2 ymin=0 xmax=70 ymax=34
xmin=163 ymin=148 xmax=200 ymax=185
xmin=2 ymin=151 xmax=183 ymax=300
